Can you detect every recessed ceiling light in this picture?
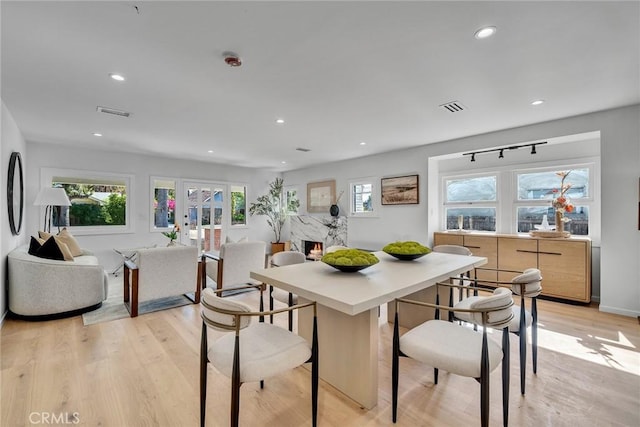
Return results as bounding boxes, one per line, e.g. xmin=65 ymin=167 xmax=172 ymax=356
xmin=531 ymin=99 xmax=545 ymax=106
xmin=474 ymin=26 xmax=496 ymax=39
xmin=275 ymin=118 xmax=285 ymax=124
xmin=93 ymin=133 xmax=102 ymax=137
xmin=109 ymin=73 xmax=125 ymax=82
xmin=281 ymin=161 xmax=287 ymax=164
xmin=359 ymin=142 xmax=366 ymax=146
xmin=207 ymin=150 xmax=214 ymax=153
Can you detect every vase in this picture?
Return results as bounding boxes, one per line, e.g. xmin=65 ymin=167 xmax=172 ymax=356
xmin=555 ymin=211 xmax=564 ymax=233
xmin=330 ymin=204 xmax=339 ymax=217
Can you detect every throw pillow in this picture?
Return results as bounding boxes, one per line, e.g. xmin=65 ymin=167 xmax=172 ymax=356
xmin=57 ymin=228 xmax=83 ymax=257
xmin=38 ymin=230 xmax=51 ymax=240
xmin=55 ymin=239 xmax=74 ymax=261
xmin=35 ymin=236 xmax=65 ymax=261
xmin=28 ymin=236 xmax=42 ymax=255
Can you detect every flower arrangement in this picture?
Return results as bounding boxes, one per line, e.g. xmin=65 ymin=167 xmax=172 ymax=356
xmin=162 ymin=224 xmax=180 ymax=242
xmin=551 ymin=171 xmax=574 ymax=232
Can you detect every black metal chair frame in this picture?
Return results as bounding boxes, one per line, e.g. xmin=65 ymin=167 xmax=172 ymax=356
xmin=392 ymin=282 xmax=513 ymax=427
xmin=449 ymin=270 xmax=540 ymax=395
xmin=200 ymin=284 xmax=319 ymax=427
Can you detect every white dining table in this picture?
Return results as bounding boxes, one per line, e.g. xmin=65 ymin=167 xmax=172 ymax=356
xmin=250 ymin=251 xmax=487 ymax=409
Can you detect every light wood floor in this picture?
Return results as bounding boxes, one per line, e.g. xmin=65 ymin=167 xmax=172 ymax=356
xmin=2 ymin=278 xmax=639 ymax=426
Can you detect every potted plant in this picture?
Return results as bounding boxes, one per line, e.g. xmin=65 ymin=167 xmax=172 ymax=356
xmin=249 ymin=177 xmax=300 ymax=253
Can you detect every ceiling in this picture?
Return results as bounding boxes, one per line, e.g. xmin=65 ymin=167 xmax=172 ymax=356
xmin=2 ymin=1 xmax=639 ymax=171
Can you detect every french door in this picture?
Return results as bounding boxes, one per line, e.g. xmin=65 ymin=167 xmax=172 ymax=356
xmin=183 ymin=181 xmax=226 ymax=254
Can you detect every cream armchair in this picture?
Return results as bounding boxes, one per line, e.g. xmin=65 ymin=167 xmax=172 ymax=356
xmin=123 ymin=245 xmax=199 ymax=317
xmin=202 ymin=241 xmax=267 ymax=291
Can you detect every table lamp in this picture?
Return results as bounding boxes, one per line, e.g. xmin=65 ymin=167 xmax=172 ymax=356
xmin=33 ymin=187 xmax=71 ymax=233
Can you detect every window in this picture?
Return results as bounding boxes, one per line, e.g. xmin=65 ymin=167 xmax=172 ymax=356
xmin=230 ymin=185 xmax=247 ymax=226
xmin=151 ymin=178 xmax=176 ymax=231
xmin=443 ymin=174 xmax=497 ymax=231
xmin=41 ymin=168 xmax=133 ymax=235
xmin=349 ymin=178 xmax=376 ymax=217
xmin=515 ymin=167 xmax=591 ymax=235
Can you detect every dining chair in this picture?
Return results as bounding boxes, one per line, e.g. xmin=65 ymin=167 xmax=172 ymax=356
xmin=452 ymin=268 xmax=543 ymax=395
xmin=269 ymin=250 xmax=306 ymax=331
xmin=200 ymin=285 xmax=319 ymax=427
xmin=392 ymin=284 xmax=514 ymax=427
xmin=433 ymin=244 xmax=474 ymax=320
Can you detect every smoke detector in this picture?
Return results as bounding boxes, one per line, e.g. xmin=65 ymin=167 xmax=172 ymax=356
xmin=223 ymin=52 xmax=242 ymax=67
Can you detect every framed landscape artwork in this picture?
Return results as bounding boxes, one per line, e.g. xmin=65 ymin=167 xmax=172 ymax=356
xmin=307 ymin=180 xmax=335 ymax=213
xmin=381 ymin=174 xmax=419 ymax=205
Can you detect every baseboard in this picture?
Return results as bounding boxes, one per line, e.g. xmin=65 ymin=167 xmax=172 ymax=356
xmin=0 ymin=309 xmax=7 ymax=328
xmin=590 ymin=295 xmax=600 ymax=303
xmin=599 ymin=305 xmax=640 ymax=318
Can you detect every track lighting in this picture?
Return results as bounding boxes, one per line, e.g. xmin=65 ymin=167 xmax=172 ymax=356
xmin=463 ymin=141 xmax=547 ymax=162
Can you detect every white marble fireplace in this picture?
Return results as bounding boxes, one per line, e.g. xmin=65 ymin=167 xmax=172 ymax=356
xmin=290 ymin=215 xmax=347 ymax=257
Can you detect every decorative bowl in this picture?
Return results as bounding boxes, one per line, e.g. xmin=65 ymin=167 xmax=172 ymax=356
xmin=384 ymin=252 xmax=428 ymax=261
xmin=323 ymin=262 xmax=373 ymax=273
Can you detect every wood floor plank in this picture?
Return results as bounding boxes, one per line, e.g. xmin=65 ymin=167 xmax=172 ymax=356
xmin=1 ymin=279 xmax=638 ymax=426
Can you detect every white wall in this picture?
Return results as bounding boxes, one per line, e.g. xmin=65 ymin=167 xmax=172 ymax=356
xmin=284 ymin=105 xmax=640 ymax=317
xmin=1 ymin=101 xmax=28 ymax=320
xmin=25 ymin=143 xmax=281 ymax=272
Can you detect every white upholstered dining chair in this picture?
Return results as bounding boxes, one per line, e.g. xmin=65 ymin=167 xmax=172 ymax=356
xmin=199 ymin=285 xmax=319 ymax=427
xmin=269 ymin=250 xmax=306 ymax=331
xmin=452 ymin=268 xmax=543 ymax=395
xmin=392 ymin=284 xmax=513 ymax=427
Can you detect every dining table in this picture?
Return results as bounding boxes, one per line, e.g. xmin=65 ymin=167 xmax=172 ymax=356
xmin=250 ymin=250 xmax=487 ymax=409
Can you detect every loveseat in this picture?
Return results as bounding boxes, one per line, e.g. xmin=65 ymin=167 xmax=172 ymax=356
xmin=8 ymin=244 xmax=108 ymax=318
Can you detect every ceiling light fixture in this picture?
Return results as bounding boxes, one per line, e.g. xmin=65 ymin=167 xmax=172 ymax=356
xmin=275 ymin=118 xmax=285 ymax=124
xmin=463 ymin=141 xmax=547 ymax=162
xmin=207 ymin=150 xmax=213 ymax=153
xmin=281 ymin=161 xmax=287 ymax=164
xmin=531 ymin=99 xmax=545 ymax=106
xmin=109 ymin=73 xmax=125 ymax=81
xmin=359 ymin=142 xmax=366 ymax=146
xmin=93 ymin=133 xmax=102 ymax=137
xmin=474 ymin=26 xmax=496 ymax=39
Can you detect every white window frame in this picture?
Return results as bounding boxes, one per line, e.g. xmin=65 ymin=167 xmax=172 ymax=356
xmin=40 ymin=167 xmax=134 ymax=235
xmin=149 ymin=176 xmax=178 ymax=233
xmin=512 ymin=162 xmax=596 ymax=236
xmin=441 ymin=172 xmax=499 ymax=232
xmin=229 ymin=183 xmax=248 ymax=228
xmin=439 ymin=158 xmax=599 ymax=240
xmin=349 ymin=177 xmax=378 ymax=218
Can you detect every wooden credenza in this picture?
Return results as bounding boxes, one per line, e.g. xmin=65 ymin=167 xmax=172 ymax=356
xmin=433 ymin=232 xmax=592 ymax=303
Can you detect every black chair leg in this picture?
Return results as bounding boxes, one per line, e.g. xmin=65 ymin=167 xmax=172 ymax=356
xmin=288 ymin=292 xmax=294 ymax=332
xmin=480 ymin=330 xmax=490 ymax=427
xmin=231 ymin=336 xmax=241 ymax=427
xmin=200 ymin=323 xmax=208 ymax=427
xmin=502 ymin=327 xmax=510 ymax=427
xmin=312 ymin=315 xmax=319 ymax=427
xmin=519 ymin=297 xmax=527 ymax=395
xmin=532 ymin=297 xmax=538 ymax=375
xmin=269 ymin=285 xmax=274 ymax=324
xmin=392 ymin=311 xmax=400 ymax=423
xmin=433 ymin=368 xmax=439 ymax=385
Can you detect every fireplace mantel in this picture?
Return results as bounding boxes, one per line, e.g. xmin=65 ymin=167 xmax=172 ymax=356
xmin=290 ymin=215 xmax=347 ymax=254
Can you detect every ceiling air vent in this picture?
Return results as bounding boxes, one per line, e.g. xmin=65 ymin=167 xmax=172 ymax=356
xmin=96 ymin=106 xmax=131 ymax=117
xmin=296 ymin=147 xmax=311 ymax=152
xmin=439 ymin=101 xmax=466 ymax=113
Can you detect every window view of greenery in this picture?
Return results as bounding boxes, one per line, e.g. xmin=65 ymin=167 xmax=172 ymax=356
xmin=154 ymin=183 xmax=176 ymax=228
xmin=516 ymin=168 xmax=589 ymax=235
xmin=353 ymin=183 xmax=373 ymax=213
xmin=444 ymin=176 xmax=497 ymax=230
xmin=231 ymin=185 xmax=246 ymax=225
xmin=55 ymin=182 xmax=126 ymax=227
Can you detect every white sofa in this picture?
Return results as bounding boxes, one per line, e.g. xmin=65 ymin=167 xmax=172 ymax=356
xmin=8 ymin=244 xmax=108 ymax=318
xmin=124 ymin=245 xmax=199 ymax=317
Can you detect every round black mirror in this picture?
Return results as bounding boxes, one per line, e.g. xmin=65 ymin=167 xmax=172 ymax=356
xmin=7 ymin=152 xmax=24 ymax=235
